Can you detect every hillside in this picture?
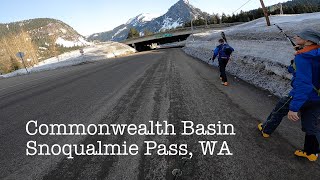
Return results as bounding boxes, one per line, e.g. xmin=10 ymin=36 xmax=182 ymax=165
xmin=0 ymin=18 xmax=90 ymax=73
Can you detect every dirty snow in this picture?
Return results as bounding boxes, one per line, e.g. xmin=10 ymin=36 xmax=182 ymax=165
xmin=1 ymin=42 xmax=136 ymax=78
xmin=183 ymin=12 xmax=320 ymax=97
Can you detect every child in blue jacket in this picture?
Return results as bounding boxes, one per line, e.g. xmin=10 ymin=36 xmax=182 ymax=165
xmin=211 ymin=39 xmax=234 ymax=86
xmin=258 ymin=29 xmax=320 ymax=161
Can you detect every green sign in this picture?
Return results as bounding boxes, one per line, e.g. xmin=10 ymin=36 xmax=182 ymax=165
xmin=154 ymin=33 xmax=173 ymax=38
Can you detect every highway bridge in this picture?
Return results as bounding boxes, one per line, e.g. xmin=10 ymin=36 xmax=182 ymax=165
xmin=121 ymin=23 xmax=242 ymax=51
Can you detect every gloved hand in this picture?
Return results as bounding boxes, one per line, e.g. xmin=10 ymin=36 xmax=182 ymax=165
xmin=288 ymin=59 xmax=295 ymax=73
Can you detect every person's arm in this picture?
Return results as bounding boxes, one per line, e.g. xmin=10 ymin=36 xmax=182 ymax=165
xmin=289 ymin=56 xmax=314 ymax=113
xmin=212 ymin=45 xmax=220 ymax=60
xmin=229 ymin=45 xmax=235 ymax=52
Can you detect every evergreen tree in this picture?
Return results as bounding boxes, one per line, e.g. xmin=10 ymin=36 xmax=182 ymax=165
xmin=143 ymin=29 xmax=153 ymax=36
xmin=221 ymin=13 xmax=227 ymax=23
xmin=127 ymin=28 xmax=140 ymax=39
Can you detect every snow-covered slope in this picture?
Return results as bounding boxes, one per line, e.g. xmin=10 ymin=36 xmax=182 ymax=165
xmin=55 ymin=37 xmax=91 ymax=47
xmin=0 ymin=18 xmax=91 ymax=64
xmin=183 ymin=12 xmax=320 ymax=97
xmin=126 ymin=13 xmax=159 ymax=26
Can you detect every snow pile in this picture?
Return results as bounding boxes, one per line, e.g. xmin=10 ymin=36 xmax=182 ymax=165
xmin=1 ymin=42 xmax=136 ymax=78
xmin=55 ymin=37 xmax=92 ymax=47
xmin=183 ymin=12 xmax=320 ymax=97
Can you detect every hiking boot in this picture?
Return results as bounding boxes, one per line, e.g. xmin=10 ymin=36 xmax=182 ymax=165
xmin=258 ymin=123 xmax=270 ymax=138
xmin=221 ymin=82 xmax=228 ymax=86
xmin=294 ymin=150 xmax=318 ymax=161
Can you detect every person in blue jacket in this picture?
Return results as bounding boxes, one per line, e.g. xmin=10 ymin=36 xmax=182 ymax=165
xmin=258 ymin=29 xmax=320 ymax=161
xmin=211 ymin=39 xmax=234 ymax=86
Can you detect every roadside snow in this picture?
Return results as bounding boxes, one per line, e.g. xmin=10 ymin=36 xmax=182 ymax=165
xmin=183 ymin=12 xmax=320 ymax=97
xmin=1 ymin=42 xmax=136 ymax=78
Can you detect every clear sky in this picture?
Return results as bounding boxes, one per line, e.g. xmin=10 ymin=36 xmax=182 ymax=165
xmin=0 ymin=0 xmax=288 ymax=36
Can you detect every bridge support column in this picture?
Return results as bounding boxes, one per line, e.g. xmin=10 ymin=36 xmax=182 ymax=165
xmin=132 ymin=43 xmax=136 ymax=50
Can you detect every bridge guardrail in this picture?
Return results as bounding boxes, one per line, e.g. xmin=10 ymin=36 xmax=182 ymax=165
xmin=121 ymin=22 xmax=243 ymax=44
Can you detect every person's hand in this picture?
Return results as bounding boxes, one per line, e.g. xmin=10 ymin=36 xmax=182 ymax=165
xmin=294 ymin=45 xmax=302 ymax=51
xmin=288 ymin=111 xmax=299 ymax=121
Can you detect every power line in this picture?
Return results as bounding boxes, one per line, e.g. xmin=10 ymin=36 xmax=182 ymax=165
xmin=232 ymin=0 xmax=253 ymax=14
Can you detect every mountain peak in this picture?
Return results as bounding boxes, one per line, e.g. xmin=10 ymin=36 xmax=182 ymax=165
xmin=88 ymin=0 xmax=206 ymax=42
xmin=181 ymin=0 xmax=189 ymax=4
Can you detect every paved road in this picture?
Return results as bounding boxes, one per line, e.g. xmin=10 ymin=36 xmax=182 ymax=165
xmin=0 ymin=49 xmax=319 ymax=180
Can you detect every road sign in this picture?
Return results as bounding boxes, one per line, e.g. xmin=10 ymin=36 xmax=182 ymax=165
xmin=154 ymin=33 xmax=173 ymax=38
xmin=16 ymin=52 xmax=25 ymax=59
xmin=15 ymin=51 xmax=29 ymax=74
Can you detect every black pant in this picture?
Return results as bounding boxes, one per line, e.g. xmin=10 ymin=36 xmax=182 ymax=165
xmin=304 ymin=134 xmax=319 ymax=155
xmin=262 ymin=96 xmax=292 ymax=134
xmin=218 ymin=58 xmax=229 ymax=82
xmin=300 ymin=101 xmax=320 ymax=154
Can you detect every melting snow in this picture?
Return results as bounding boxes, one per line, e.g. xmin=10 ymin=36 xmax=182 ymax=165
xmin=55 ymin=37 xmax=92 ymax=47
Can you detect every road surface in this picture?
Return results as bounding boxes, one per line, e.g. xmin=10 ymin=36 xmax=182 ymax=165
xmin=0 ymin=49 xmax=319 ymax=180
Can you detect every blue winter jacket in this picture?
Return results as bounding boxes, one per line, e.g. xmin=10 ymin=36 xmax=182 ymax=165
xmin=213 ymin=44 xmax=234 ymax=60
xmin=289 ymin=46 xmax=320 ymax=112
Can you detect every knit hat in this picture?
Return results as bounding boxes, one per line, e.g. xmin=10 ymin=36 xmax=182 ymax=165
xmin=296 ymin=29 xmax=320 ymax=45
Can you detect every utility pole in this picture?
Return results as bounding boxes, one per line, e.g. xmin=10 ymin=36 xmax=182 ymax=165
xmin=16 ymin=52 xmax=29 ymax=74
xmin=259 ymin=0 xmax=271 ymax=26
xmin=187 ymin=1 xmax=195 ymax=42
xmin=280 ymin=3 xmax=283 ymax=15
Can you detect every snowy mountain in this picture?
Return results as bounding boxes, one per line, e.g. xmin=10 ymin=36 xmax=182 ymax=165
xmin=87 ymin=13 xmax=159 ymax=42
xmin=88 ymin=0 xmax=208 ymax=42
xmin=145 ymin=0 xmax=205 ymax=32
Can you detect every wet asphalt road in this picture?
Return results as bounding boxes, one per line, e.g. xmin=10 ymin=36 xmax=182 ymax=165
xmin=0 ymin=49 xmax=319 ymax=180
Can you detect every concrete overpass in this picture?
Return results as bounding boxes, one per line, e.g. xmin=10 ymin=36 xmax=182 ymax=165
xmin=121 ymin=23 xmax=242 ymax=51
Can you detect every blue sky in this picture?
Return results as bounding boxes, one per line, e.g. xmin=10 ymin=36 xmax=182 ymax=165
xmin=0 ymin=0 xmax=287 ymax=36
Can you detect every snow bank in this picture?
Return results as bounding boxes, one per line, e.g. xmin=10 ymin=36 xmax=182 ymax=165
xmin=183 ymin=12 xmax=320 ymax=97
xmin=1 ymin=42 xmax=136 ymax=78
